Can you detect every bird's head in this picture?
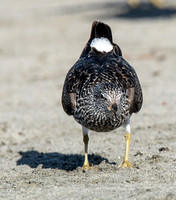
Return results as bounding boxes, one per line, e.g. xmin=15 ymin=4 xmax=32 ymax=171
xmin=93 ymin=83 xmax=124 ymax=117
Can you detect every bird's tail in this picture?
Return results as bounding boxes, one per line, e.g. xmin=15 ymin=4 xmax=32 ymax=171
xmin=88 ymin=21 xmax=113 ymax=44
xmin=79 ymin=21 xmax=122 ymax=58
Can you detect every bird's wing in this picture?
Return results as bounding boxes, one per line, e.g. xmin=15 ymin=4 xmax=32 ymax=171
xmin=106 ymin=54 xmax=143 ymax=114
xmin=61 ymin=58 xmax=86 ymax=115
xmin=62 ymin=51 xmax=103 ymax=116
xmin=62 ymin=51 xmax=143 ymax=115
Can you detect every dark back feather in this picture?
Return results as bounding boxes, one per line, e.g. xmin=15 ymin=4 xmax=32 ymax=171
xmin=62 ymin=21 xmax=143 ymax=130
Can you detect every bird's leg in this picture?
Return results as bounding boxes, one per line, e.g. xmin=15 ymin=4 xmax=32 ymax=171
xmin=82 ymin=135 xmax=90 ymax=171
xmin=118 ymin=121 xmax=134 ymax=169
xmin=82 ymin=126 xmax=90 ymax=171
xmin=119 ymin=132 xmax=134 ymax=168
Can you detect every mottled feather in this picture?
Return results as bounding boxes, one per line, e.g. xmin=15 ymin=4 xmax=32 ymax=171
xmin=62 ymin=21 xmax=143 ymax=132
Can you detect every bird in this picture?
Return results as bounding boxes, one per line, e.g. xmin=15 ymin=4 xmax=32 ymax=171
xmin=62 ymin=21 xmax=143 ymax=171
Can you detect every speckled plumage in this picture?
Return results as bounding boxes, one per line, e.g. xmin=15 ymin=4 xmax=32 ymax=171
xmin=62 ymin=22 xmax=142 ymax=132
xmin=62 ymin=21 xmax=143 ymax=170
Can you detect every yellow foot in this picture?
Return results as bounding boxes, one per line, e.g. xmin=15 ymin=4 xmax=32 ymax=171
xmin=82 ymin=152 xmax=91 ymax=171
xmin=118 ymin=161 xmax=134 ymax=169
xmin=82 ymin=163 xmax=90 ymax=171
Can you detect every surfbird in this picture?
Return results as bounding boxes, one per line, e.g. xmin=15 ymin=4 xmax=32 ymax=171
xmin=62 ymin=21 xmax=143 ymax=171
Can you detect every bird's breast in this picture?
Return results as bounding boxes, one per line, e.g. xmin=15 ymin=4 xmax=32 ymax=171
xmin=73 ymin=97 xmax=126 ymax=132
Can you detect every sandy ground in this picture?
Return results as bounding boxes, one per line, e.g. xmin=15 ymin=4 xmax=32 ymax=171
xmin=0 ymin=0 xmax=176 ymax=199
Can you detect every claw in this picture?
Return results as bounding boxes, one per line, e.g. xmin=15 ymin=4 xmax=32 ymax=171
xmin=82 ymin=153 xmax=90 ymax=171
xmin=118 ymin=131 xmax=134 ymax=169
xmin=118 ymin=160 xmax=134 ymax=169
xmin=82 ymin=163 xmax=90 ymax=171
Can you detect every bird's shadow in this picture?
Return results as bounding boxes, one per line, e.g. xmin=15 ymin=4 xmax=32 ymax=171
xmin=16 ymin=150 xmax=114 ymax=171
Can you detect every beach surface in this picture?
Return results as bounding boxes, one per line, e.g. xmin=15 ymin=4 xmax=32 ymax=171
xmin=0 ymin=0 xmax=176 ymax=199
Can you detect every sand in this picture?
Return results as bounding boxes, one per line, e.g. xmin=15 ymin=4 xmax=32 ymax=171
xmin=0 ymin=0 xmax=176 ymax=199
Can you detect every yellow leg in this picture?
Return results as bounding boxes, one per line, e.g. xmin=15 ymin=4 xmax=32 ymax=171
xmin=82 ymin=134 xmax=90 ymax=171
xmin=118 ymin=132 xmax=134 ymax=169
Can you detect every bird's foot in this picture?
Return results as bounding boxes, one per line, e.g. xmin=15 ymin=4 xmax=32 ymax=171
xmin=82 ymin=152 xmax=91 ymax=171
xmin=118 ymin=160 xmax=134 ymax=169
xmin=82 ymin=162 xmax=91 ymax=171
xmin=82 ymin=155 xmax=91 ymax=171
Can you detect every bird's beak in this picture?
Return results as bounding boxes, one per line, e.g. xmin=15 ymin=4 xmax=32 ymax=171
xmin=108 ymin=103 xmax=118 ymax=113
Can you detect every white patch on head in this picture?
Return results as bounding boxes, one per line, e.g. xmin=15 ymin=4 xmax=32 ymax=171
xmin=90 ymin=37 xmax=113 ymax=52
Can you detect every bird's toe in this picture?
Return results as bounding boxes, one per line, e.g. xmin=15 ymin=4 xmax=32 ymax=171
xmin=118 ymin=160 xmax=134 ymax=169
xmin=82 ymin=163 xmax=91 ymax=171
